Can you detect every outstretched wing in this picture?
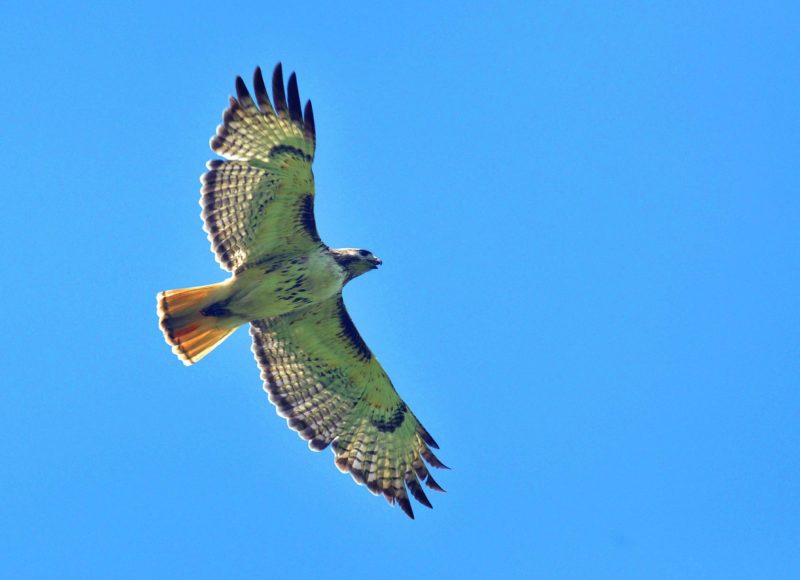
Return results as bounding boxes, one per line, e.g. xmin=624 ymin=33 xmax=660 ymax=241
xmin=200 ymin=64 xmax=320 ymax=273
xmin=250 ymin=295 xmax=447 ymax=519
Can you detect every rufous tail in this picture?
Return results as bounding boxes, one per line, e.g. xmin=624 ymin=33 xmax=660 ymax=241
xmin=157 ymin=282 xmax=237 ymax=365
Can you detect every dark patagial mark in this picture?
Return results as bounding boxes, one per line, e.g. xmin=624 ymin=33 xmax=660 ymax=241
xmin=336 ymin=300 xmax=372 ymax=360
xmin=298 ymin=194 xmax=320 ymax=241
xmin=371 ymin=402 xmax=407 ymax=433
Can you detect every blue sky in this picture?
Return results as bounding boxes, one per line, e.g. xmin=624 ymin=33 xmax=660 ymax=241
xmin=2 ymin=2 xmax=798 ymax=578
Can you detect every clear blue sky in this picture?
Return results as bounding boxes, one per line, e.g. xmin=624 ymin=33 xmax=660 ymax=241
xmin=2 ymin=2 xmax=798 ymax=578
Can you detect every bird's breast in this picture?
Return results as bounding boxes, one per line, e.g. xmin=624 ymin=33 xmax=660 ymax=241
xmin=226 ymin=251 xmax=345 ymax=321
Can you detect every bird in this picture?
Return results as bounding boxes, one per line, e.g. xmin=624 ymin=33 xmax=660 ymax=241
xmin=157 ymin=63 xmax=447 ymax=518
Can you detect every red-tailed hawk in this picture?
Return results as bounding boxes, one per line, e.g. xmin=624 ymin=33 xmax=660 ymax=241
xmin=157 ymin=64 xmax=446 ymax=518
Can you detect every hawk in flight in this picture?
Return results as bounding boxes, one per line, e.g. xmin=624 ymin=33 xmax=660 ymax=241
xmin=157 ymin=64 xmax=446 ymax=518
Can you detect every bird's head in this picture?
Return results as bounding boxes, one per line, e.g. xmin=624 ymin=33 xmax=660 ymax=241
xmin=332 ymin=248 xmax=382 ymax=281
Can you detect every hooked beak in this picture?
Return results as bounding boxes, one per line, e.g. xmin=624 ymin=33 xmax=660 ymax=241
xmin=373 ymin=256 xmax=383 ymax=267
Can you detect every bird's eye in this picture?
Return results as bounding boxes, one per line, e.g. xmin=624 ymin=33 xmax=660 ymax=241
xmin=359 ymin=250 xmax=369 ymax=257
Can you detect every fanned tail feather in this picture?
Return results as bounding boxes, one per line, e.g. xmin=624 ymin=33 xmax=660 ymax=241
xmin=157 ymin=282 xmax=237 ymax=365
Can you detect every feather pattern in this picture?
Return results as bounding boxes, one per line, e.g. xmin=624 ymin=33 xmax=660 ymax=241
xmin=202 ymin=63 xmax=317 ymax=272
xmin=159 ymin=64 xmax=447 ymax=518
xmin=250 ymin=295 xmax=447 ymax=518
xmin=271 ymin=63 xmax=288 ymax=116
xmin=253 ymin=66 xmax=275 ymax=115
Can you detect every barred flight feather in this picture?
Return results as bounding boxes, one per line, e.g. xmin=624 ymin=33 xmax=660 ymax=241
xmin=200 ymin=64 xmax=318 ymax=272
xmin=250 ymin=295 xmax=447 ymax=519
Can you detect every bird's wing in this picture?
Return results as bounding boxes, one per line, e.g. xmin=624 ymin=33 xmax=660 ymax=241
xmin=250 ymin=295 xmax=447 ymax=519
xmin=200 ymin=64 xmax=319 ymax=273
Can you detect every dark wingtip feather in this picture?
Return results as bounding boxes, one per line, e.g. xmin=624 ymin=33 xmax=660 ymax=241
xmin=406 ymin=476 xmax=433 ymax=508
xmin=422 ymin=446 xmax=449 ymax=470
xmin=397 ymin=496 xmax=415 ymax=519
xmin=235 ymin=76 xmax=251 ymax=102
xmin=272 ymin=62 xmax=287 ymax=115
xmin=418 ymin=425 xmax=439 ymax=449
xmin=303 ymin=100 xmax=316 ymax=141
xmin=424 ymin=472 xmax=446 ymax=493
xmin=287 ymin=72 xmax=303 ymax=123
xmin=253 ymin=66 xmax=274 ymax=114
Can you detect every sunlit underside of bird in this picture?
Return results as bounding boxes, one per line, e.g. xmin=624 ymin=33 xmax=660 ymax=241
xmin=156 ymin=64 xmax=447 ymax=518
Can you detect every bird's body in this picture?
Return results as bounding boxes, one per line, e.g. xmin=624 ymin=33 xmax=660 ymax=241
xmin=195 ymin=247 xmax=348 ymax=325
xmin=231 ymin=249 xmax=345 ymax=317
xmin=157 ymin=64 xmax=446 ymax=518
